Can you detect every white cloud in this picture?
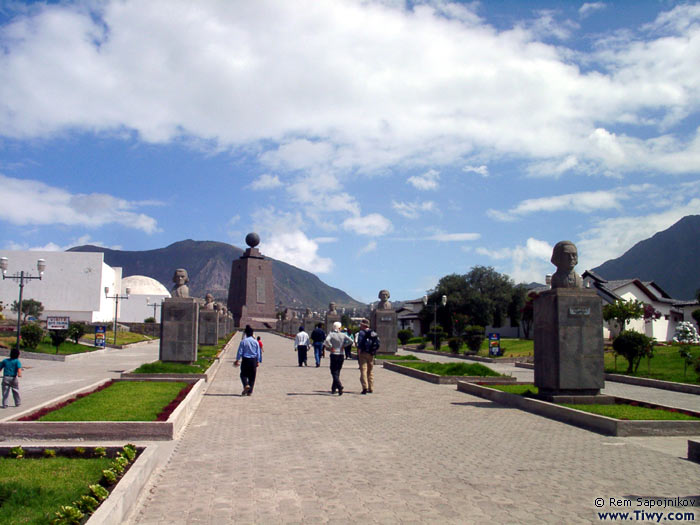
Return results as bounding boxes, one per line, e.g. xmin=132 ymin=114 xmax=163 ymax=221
xmin=4 ymin=235 xmax=120 ymax=251
xmin=392 ymin=200 xmax=435 ymax=219
xmin=358 ymin=240 xmax=378 ymax=255
xmin=342 ymin=213 xmax=393 ymax=236
xmin=0 ymin=174 xmax=159 ymax=233
xmin=462 ymin=165 xmax=489 ymax=177
xmin=579 ymin=3 xmax=606 ymax=18
xmin=407 ymin=170 xmax=440 ymax=191
xmin=249 ymin=174 xmax=283 ymax=190
xmin=427 ymin=233 xmax=480 ymax=242
xmin=477 ymin=238 xmax=553 ymax=284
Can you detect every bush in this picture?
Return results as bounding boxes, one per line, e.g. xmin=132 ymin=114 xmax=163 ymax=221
xmin=397 ymin=329 xmax=413 ymax=345
xmin=447 ymin=337 xmax=462 ymax=353
xmin=67 ymin=322 xmax=87 ymax=344
xmin=49 ymin=329 xmax=68 ymax=353
xmin=463 ymin=325 xmax=485 ymax=353
xmin=20 ymin=322 xmax=44 ymax=349
xmin=426 ymin=326 xmax=447 ymax=350
xmin=144 ymin=317 xmax=156 ymax=324
xmin=407 ymin=337 xmax=424 ymax=344
xmin=612 ymin=330 xmax=655 ymax=373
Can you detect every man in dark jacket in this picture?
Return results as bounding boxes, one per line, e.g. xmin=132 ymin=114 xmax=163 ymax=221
xmin=310 ymin=323 xmax=326 ymax=368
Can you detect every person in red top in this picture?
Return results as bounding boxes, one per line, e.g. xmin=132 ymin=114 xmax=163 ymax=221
xmin=257 ymin=336 xmax=263 ymax=352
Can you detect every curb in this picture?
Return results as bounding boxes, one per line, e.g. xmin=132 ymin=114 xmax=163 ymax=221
xmin=382 ymin=360 xmax=516 ymax=385
xmin=0 ymin=339 xmax=158 ymax=361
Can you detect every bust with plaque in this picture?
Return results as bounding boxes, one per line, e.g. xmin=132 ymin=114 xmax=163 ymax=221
xmin=370 ymin=289 xmax=397 ymax=355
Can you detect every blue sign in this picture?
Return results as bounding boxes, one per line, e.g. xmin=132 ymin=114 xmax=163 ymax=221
xmin=488 ymin=333 xmax=501 ymax=356
xmin=94 ymin=325 xmax=106 ymax=348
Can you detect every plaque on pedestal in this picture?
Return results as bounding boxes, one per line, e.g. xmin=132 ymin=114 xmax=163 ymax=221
xmin=160 ymin=297 xmax=199 ymax=363
xmin=325 ymin=313 xmax=340 ymax=332
xmin=371 ymin=309 xmax=398 ymax=354
xmin=534 ymin=288 xmax=604 ymax=397
xmin=198 ymin=310 xmax=219 ymax=346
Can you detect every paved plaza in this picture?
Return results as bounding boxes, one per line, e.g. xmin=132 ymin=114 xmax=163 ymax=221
xmin=125 ymin=332 xmax=700 ymax=525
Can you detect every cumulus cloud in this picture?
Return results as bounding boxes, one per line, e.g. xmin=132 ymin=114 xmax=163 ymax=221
xmin=0 ymin=174 xmax=159 ymax=233
xmin=427 ymin=233 xmax=480 ymax=242
xmin=579 ymin=3 xmax=606 ymax=18
xmin=342 ymin=213 xmax=393 ymax=236
xmin=477 ymin=238 xmax=553 ymax=284
xmin=249 ymin=174 xmax=283 ymax=190
xmin=408 ymin=170 xmax=440 ymax=191
xmin=463 ymin=165 xmax=489 ymax=177
xmin=392 ymin=200 xmax=435 ymax=219
xmin=0 ymin=1 xmax=698 ymax=177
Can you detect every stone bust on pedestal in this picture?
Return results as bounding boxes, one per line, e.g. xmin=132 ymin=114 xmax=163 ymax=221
xmin=550 ymin=240 xmax=583 ymax=289
xmin=172 ymin=268 xmax=190 ymax=298
xmin=203 ymin=293 xmax=216 ymax=310
xmin=377 ymin=289 xmax=393 ymax=310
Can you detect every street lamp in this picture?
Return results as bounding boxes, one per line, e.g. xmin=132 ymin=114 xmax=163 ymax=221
xmin=105 ymin=286 xmax=130 ymax=345
xmin=145 ymin=297 xmax=162 ymax=321
xmin=423 ymin=294 xmax=447 ymax=350
xmin=0 ymin=257 xmax=46 ymax=351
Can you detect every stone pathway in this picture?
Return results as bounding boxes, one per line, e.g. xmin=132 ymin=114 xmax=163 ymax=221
xmin=129 ymin=333 xmax=700 ymax=524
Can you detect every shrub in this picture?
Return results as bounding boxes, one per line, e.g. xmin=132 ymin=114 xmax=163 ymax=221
xmin=77 ymin=495 xmax=99 ymax=513
xmin=49 ymin=329 xmax=68 ymax=353
xmin=89 ymin=484 xmax=109 ymax=502
xmin=101 ymin=468 xmax=117 ymax=485
xmin=20 ymin=322 xmax=44 ymax=349
xmin=447 ymin=337 xmax=462 ymax=353
xmin=43 ymin=448 xmax=56 ymax=458
xmin=144 ymin=317 xmax=156 ymax=324
xmin=612 ymin=330 xmax=655 ymax=373
xmin=426 ymin=325 xmax=447 ymax=350
xmin=397 ymin=329 xmax=413 ymax=345
xmin=9 ymin=446 xmax=24 ymax=459
xmin=93 ymin=447 xmax=107 ymax=458
xmin=463 ymin=325 xmax=485 ymax=353
xmin=67 ymin=322 xmax=87 ymax=344
xmin=416 ymin=342 xmax=426 ymax=350
xmin=407 ymin=337 xmax=424 ymax=344
xmin=52 ymin=504 xmax=84 ymax=525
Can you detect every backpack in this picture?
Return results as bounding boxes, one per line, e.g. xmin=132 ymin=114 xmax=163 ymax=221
xmin=363 ymin=330 xmax=380 ymax=355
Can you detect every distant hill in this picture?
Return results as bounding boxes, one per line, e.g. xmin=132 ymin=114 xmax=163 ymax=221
xmin=591 ymin=215 xmax=700 ymax=300
xmin=68 ymin=240 xmax=364 ymax=310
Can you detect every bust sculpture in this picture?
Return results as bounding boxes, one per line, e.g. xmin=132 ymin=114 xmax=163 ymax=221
xmin=377 ymin=289 xmax=393 ymax=310
xmin=328 ymin=302 xmax=337 ymax=314
xmin=550 ymin=241 xmax=583 ymax=289
xmin=172 ymin=268 xmax=190 ymax=298
xmin=203 ymin=293 xmax=215 ymax=310
xmin=305 ymin=307 xmax=312 ymax=317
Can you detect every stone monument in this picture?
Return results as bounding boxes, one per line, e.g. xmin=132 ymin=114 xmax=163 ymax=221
xmin=198 ymin=293 xmax=219 ymax=346
xmin=160 ymin=271 xmax=199 ymax=362
xmin=370 ymin=289 xmax=397 ymax=354
xmin=325 ymin=302 xmax=340 ymax=332
xmin=534 ymin=241 xmax=604 ymax=400
xmin=227 ymin=233 xmax=277 ymax=330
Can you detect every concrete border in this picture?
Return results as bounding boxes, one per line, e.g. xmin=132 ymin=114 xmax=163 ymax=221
xmin=383 ymin=360 xmax=516 ymax=385
xmin=688 ymin=440 xmax=700 ymax=464
xmin=514 ymin=362 xmax=700 ymax=395
xmin=457 ymin=381 xmax=700 ymax=437
xmin=0 ymin=378 xmax=205 ymax=441
xmin=0 ymin=339 xmax=159 ymax=361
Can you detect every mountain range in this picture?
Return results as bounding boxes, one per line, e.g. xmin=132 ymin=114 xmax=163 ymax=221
xmin=68 ymin=240 xmax=365 ymax=311
xmin=591 ymin=214 xmax=700 ymax=300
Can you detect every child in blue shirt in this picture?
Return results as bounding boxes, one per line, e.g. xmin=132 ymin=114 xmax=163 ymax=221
xmin=1 ymin=348 xmax=22 ymax=408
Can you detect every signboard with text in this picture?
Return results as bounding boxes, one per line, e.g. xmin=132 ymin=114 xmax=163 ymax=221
xmin=488 ymin=333 xmax=501 ymax=357
xmin=46 ymin=316 xmax=70 ymax=330
xmin=94 ymin=325 xmax=106 ymax=348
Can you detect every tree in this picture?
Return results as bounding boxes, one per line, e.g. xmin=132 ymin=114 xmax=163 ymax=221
xmin=11 ymin=298 xmax=44 ymax=322
xmin=602 ymin=299 xmax=645 ymax=337
xmin=397 ymin=329 xmax=413 ymax=345
xmin=612 ymin=330 xmax=654 ymax=373
xmin=508 ymin=284 xmax=527 ymax=329
xmin=520 ymin=292 xmax=538 ymax=340
xmin=49 ymin=329 xmax=68 ymax=353
xmin=20 ymin=323 xmax=44 ymax=350
xmin=67 ymin=322 xmax=87 ymax=344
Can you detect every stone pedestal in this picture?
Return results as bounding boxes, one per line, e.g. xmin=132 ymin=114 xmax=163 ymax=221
xmin=160 ymin=298 xmax=199 ymax=363
xmin=371 ymin=309 xmax=398 ymax=354
xmin=198 ymin=310 xmax=219 ymax=346
xmin=534 ymin=288 xmax=604 ymax=397
xmin=325 ymin=313 xmax=340 ymax=333
xmin=227 ymin=246 xmax=277 ymax=330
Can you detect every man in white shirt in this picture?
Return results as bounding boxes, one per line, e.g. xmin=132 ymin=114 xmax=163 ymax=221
xmin=323 ymin=321 xmax=354 ymax=395
xmin=294 ymin=326 xmax=310 ymax=367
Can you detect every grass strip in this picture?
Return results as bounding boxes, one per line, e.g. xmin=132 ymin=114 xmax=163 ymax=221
xmin=375 ymin=354 xmax=420 ymax=361
xmin=0 ymin=456 xmax=111 ymax=525
xmin=132 ymin=337 xmax=231 ymax=374
xmin=399 ymin=361 xmax=502 ymax=377
xmin=487 ymin=384 xmax=539 ymax=395
xmin=559 ymin=403 xmax=700 ymax=421
xmin=37 ymin=381 xmax=188 ymax=422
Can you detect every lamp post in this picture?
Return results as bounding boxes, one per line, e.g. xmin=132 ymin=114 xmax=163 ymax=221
xmin=0 ymin=257 xmax=46 ymax=351
xmin=145 ymin=297 xmax=162 ymax=321
xmin=105 ymin=286 xmax=130 ymax=345
xmin=423 ymin=294 xmax=447 ymax=350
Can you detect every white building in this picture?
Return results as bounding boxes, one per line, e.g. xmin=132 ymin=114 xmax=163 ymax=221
xmin=119 ymin=275 xmax=171 ymax=323
xmin=0 ymin=250 xmax=122 ymax=323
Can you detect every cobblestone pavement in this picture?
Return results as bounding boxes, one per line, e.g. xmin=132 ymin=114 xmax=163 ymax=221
xmin=130 ymin=333 xmax=700 ymax=525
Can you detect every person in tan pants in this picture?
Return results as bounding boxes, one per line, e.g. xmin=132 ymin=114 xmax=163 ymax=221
xmin=356 ymin=319 xmax=379 ymax=394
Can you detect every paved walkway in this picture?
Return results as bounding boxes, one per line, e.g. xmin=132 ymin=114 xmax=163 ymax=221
xmin=128 ymin=333 xmax=700 ymax=525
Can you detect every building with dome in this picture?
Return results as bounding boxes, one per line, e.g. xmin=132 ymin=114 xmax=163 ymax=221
xmin=119 ymin=275 xmax=171 ymax=323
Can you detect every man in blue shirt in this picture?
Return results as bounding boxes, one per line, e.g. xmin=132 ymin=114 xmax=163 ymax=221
xmin=1 ymin=348 xmax=22 ymax=408
xmin=235 ymin=325 xmax=262 ymax=396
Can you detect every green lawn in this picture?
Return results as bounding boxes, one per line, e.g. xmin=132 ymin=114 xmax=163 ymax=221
xmin=398 ymin=361 xmax=503 ymax=377
xmin=375 ymin=354 xmax=421 ymax=361
xmin=38 ymin=381 xmax=188 ymax=421
xmin=0 ymin=456 xmax=111 ymax=525
xmin=488 ymin=384 xmax=539 ymax=395
xmin=559 ymin=403 xmax=700 ymax=421
xmin=604 ymin=344 xmax=700 ymax=384
xmin=132 ymin=336 xmax=229 ymax=374
xmin=423 ymin=338 xmax=534 ymax=358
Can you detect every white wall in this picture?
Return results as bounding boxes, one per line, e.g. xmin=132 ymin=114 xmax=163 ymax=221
xmin=0 ymin=250 xmax=121 ymax=323
xmin=120 ymin=294 xmax=169 ymax=323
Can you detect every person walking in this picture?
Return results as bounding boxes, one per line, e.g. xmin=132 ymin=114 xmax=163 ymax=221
xmin=323 ymin=321 xmax=354 ymax=395
xmin=342 ymin=327 xmax=353 ymax=359
xmin=310 ymin=323 xmax=326 ymax=367
xmin=0 ymin=348 xmax=22 ymax=408
xmin=294 ymin=326 xmax=310 ymax=367
xmin=356 ymin=319 xmax=380 ymax=394
xmin=257 ymin=336 xmax=264 ymax=353
xmin=234 ymin=325 xmax=262 ymax=396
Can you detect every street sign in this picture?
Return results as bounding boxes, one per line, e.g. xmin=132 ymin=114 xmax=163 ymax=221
xmin=94 ymin=325 xmax=106 ymax=348
xmin=488 ymin=332 xmax=501 ymax=356
xmin=47 ymin=316 xmax=70 ymax=330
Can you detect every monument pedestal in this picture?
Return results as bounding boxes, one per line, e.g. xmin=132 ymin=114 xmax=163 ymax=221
xmin=198 ymin=310 xmax=219 ymax=346
xmin=371 ymin=309 xmax=397 ymax=354
xmin=325 ymin=313 xmax=340 ymax=333
xmin=227 ymin=245 xmax=277 ymax=330
xmin=160 ymin=298 xmax=199 ymax=363
xmin=534 ymin=288 xmax=604 ymax=397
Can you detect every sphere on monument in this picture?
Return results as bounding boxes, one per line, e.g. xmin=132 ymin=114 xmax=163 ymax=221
xmin=245 ymin=232 xmax=260 ymax=248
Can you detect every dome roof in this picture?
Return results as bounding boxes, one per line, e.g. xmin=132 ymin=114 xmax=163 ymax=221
xmin=121 ymin=275 xmax=171 ymax=297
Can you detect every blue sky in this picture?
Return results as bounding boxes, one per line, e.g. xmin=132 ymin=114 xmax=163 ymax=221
xmin=1 ymin=0 xmax=699 ymax=303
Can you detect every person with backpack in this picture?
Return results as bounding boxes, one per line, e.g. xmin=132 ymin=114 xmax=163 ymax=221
xmin=323 ymin=321 xmax=354 ymax=395
xmin=356 ymin=318 xmax=379 ymax=394
xmin=310 ymin=322 xmax=326 ymax=367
